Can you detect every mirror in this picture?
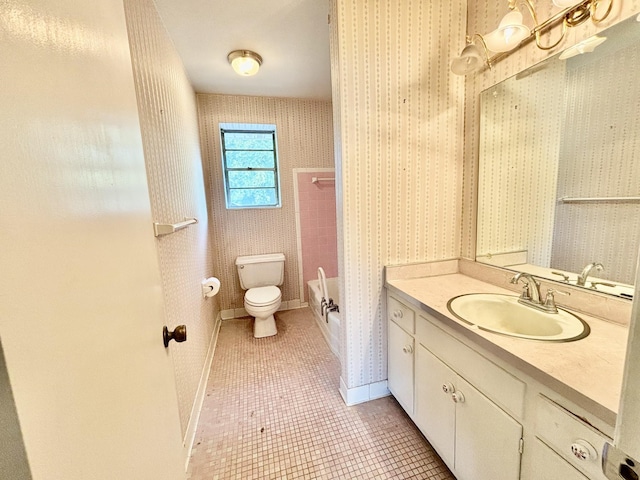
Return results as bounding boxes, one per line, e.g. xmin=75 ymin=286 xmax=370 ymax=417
xmin=476 ymin=14 xmax=640 ymax=299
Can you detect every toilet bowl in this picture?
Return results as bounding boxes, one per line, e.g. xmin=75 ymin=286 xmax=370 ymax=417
xmin=244 ymin=285 xmax=281 ymax=338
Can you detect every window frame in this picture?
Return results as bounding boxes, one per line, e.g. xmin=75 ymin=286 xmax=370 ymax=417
xmin=219 ymin=124 xmax=281 ymax=210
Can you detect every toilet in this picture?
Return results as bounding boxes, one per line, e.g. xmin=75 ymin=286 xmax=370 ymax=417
xmin=236 ymin=253 xmax=285 ymax=338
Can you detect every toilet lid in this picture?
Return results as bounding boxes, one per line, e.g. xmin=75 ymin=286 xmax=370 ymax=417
xmin=245 ymin=286 xmax=281 ymax=306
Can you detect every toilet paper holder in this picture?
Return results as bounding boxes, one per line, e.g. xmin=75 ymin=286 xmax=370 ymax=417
xmin=201 ymin=277 xmax=221 ymax=298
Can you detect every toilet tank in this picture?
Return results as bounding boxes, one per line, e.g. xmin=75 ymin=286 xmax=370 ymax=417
xmin=236 ymin=253 xmax=285 ymax=290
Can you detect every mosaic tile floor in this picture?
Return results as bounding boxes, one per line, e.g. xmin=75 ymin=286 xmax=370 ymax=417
xmin=187 ymin=307 xmax=455 ymax=480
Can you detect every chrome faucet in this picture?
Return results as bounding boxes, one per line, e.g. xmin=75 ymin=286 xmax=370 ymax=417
xmin=510 ymin=272 xmax=542 ymax=304
xmin=510 ymin=272 xmax=570 ymax=313
xmin=577 ymin=262 xmax=604 ymax=286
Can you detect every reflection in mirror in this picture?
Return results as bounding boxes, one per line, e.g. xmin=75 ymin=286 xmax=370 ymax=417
xmin=476 ymin=14 xmax=640 ymax=300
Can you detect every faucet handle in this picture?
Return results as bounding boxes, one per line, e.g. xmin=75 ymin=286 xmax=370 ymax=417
xmin=551 ymin=271 xmax=570 ymax=282
xmin=544 ymin=288 xmax=570 ymax=311
xmin=547 ymin=288 xmax=570 ymax=299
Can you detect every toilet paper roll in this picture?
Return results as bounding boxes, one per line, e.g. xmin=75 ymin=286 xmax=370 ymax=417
xmin=201 ymin=277 xmax=221 ymax=298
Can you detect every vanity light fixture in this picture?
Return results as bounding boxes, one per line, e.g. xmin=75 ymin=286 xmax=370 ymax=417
xmin=227 ymin=50 xmax=263 ymax=76
xmin=452 ymin=0 xmax=614 ymax=75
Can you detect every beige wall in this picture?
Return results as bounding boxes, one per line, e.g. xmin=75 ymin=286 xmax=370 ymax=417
xmin=123 ymin=0 xmax=218 ymax=444
xmin=197 ymin=95 xmax=335 ymax=312
xmin=331 ymin=0 xmax=467 ymax=389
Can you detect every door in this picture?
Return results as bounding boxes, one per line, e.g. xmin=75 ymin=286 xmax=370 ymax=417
xmin=414 ymin=344 xmax=456 ymax=467
xmin=455 ymin=376 xmax=523 ymax=480
xmin=388 ymin=320 xmax=415 ymax=414
xmin=0 ymin=1 xmax=184 ymax=479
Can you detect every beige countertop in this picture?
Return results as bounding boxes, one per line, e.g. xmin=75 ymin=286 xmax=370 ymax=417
xmin=386 ymin=272 xmax=629 ymax=425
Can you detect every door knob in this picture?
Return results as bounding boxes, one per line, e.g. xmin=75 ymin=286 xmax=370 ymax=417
xmin=163 ymin=325 xmax=187 ymax=348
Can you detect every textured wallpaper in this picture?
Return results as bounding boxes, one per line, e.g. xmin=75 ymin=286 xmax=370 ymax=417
xmin=124 ymin=0 xmax=217 ymax=438
xmin=331 ymin=0 xmax=466 ymax=389
xmin=197 ymin=95 xmax=335 ymax=312
xmin=462 ymin=0 xmax=640 ymax=261
xmin=551 ymin=43 xmax=640 ymax=285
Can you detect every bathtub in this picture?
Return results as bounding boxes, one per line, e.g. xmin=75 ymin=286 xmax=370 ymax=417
xmin=308 ymin=277 xmax=341 ymax=359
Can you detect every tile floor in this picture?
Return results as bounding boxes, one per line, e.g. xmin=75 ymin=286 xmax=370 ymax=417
xmin=187 ymin=307 xmax=455 ymax=480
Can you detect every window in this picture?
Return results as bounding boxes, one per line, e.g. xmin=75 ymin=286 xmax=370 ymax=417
xmin=220 ymin=123 xmax=281 ymax=209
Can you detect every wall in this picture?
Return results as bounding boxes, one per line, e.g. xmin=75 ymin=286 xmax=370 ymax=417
xmin=330 ymin=0 xmax=466 ymax=395
xmin=197 ymin=95 xmax=334 ymax=313
xmin=294 ymin=169 xmax=338 ymax=301
xmin=551 ymin=44 xmax=640 ymax=284
xmin=123 ymin=0 xmax=218 ymax=457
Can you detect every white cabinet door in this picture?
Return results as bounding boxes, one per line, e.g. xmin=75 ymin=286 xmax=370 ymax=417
xmin=414 ymin=344 xmax=456 ymax=467
xmin=530 ymin=440 xmax=589 ymax=480
xmin=455 ymin=376 xmax=523 ymax=480
xmin=388 ymin=320 xmax=415 ymax=414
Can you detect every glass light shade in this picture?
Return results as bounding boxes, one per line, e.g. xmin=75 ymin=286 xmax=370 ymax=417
xmin=558 ymin=35 xmax=607 ymax=59
xmin=228 ymin=50 xmax=262 ymax=76
xmin=484 ymin=11 xmax=531 ymax=52
xmin=451 ymin=44 xmax=484 ymax=75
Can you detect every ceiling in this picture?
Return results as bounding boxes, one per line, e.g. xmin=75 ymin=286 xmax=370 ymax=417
xmin=153 ymin=0 xmax=332 ymax=100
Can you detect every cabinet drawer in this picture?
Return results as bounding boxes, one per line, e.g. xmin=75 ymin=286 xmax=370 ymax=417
xmin=388 ymin=295 xmax=415 ymax=334
xmin=416 ymin=312 xmax=525 ymax=420
xmin=531 ymin=439 xmax=589 ymax=480
xmin=535 ymin=395 xmax=611 ymax=480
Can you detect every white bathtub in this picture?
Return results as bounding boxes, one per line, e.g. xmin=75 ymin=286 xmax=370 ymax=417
xmin=308 ymin=277 xmax=341 ymax=359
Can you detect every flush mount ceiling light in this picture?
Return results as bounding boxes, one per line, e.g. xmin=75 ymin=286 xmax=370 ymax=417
xmin=227 ymin=50 xmax=263 ymax=76
xmin=451 ymin=0 xmax=614 ymax=75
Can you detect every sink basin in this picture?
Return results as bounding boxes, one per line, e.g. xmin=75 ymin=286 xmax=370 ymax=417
xmin=447 ymin=293 xmax=590 ymax=342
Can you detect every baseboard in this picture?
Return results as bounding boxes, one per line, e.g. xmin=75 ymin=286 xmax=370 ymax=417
xmin=339 ymin=377 xmax=390 ymax=406
xmin=182 ymin=312 xmax=222 ymax=471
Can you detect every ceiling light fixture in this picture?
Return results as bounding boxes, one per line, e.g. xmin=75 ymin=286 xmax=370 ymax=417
xmin=227 ymin=50 xmax=263 ymax=76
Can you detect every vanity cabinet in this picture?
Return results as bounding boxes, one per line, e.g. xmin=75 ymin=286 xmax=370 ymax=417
xmin=387 ymin=293 xmax=524 ymax=480
xmin=384 ymin=264 xmax=624 ymax=480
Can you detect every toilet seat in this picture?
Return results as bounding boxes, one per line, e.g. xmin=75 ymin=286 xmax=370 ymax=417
xmin=245 ymin=286 xmax=281 ymax=307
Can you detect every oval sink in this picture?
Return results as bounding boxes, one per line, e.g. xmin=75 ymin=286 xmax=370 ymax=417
xmin=447 ymin=293 xmax=590 ymax=342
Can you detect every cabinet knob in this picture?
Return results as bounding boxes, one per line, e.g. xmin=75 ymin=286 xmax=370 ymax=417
xmin=452 ymin=391 xmax=465 ymax=403
xmin=570 ymin=440 xmax=598 ymax=461
xmin=442 ymin=383 xmax=455 ymax=394
xmin=393 ymin=310 xmax=403 ymax=319
xmin=402 ymin=344 xmax=414 ymax=354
